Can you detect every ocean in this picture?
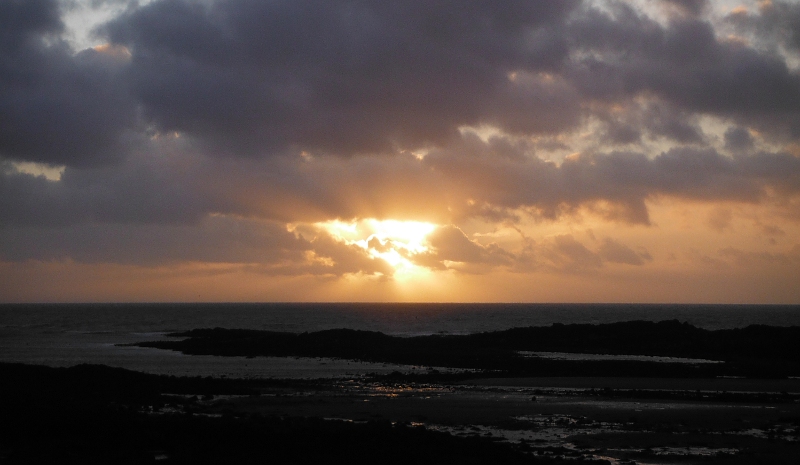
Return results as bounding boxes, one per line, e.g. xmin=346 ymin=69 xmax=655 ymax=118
xmin=2 ymin=303 xmax=799 ymax=378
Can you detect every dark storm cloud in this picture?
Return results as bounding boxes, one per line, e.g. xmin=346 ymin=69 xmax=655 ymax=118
xmin=661 ymin=0 xmax=709 ymax=17
xmin=0 ymin=0 xmax=62 ymax=42
xmin=0 ymin=0 xmax=137 ymax=167
xmin=595 ymin=101 xmax=705 ymax=146
xmin=726 ymin=0 xmax=800 ymax=52
xmin=5 ymin=0 xmax=800 ymax=167
xmin=566 ymin=3 xmax=800 ymax=135
xmin=724 ymin=126 xmax=755 ymax=153
xmin=0 ymin=150 xmax=212 ymax=227
xmin=0 ymin=216 xmax=299 ymax=265
xmin=99 ymin=0 xmax=581 ymax=156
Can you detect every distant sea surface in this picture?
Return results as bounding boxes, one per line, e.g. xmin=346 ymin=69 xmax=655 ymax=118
xmin=2 ymin=303 xmax=799 ymax=378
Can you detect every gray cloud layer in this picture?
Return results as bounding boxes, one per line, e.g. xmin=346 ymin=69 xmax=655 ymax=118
xmin=0 ymin=0 xmax=137 ymax=166
xmin=2 ymin=0 xmax=800 ymax=275
xmin=4 ymin=136 xmax=799 ymax=230
xmin=5 ymin=0 xmax=800 ymax=166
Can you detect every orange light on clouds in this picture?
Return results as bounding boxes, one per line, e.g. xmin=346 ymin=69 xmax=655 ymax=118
xmin=92 ymin=43 xmax=132 ymax=61
xmin=315 ymin=219 xmax=437 ymax=278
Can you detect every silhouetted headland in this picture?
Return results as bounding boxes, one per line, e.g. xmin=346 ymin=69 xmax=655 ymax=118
xmin=130 ymin=320 xmax=800 ymax=378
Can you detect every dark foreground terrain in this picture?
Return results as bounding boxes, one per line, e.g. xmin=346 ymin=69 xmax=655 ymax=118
xmin=0 ymin=363 xmax=557 ymax=464
xmin=1 ymin=362 xmax=799 ymax=464
xmin=3 ymin=321 xmax=800 ymax=464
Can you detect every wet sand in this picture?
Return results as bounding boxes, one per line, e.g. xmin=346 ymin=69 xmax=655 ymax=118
xmin=2 ymin=362 xmax=799 ymax=464
xmin=117 ymin=322 xmax=800 ymax=463
xmin=192 ymin=376 xmax=800 ymax=464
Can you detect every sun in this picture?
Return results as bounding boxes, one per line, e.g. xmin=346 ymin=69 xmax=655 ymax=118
xmin=314 ymin=219 xmax=437 ymax=277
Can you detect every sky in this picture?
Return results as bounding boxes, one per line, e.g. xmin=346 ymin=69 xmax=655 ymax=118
xmin=1 ymin=0 xmax=800 ymax=303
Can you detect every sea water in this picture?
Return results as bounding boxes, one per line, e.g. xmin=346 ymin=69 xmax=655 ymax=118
xmin=1 ymin=303 xmax=798 ymax=378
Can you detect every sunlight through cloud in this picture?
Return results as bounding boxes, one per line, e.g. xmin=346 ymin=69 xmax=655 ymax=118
xmin=315 ymin=219 xmax=437 ymax=278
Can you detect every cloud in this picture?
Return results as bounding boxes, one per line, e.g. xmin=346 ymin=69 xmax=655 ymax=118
xmin=567 ymin=3 xmax=800 ymax=138
xmin=0 ymin=143 xmax=212 ymax=227
xmin=410 ymin=225 xmax=514 ymax=272
xmin=0 ymin=214 xmax=394 ymax=278
xmin=724 ymin=126 xmax=755 ymax=153
xmin=542 ymin=234 xmax=603 ymax=272
xmin=706 ymin=207 xmax=734 ymax=232
xmin=660 ymin=0 xmax=709 ymax=17
xmin=2 ymin=0 xmax=800 ymax=299
xmin=510 ymin=233 xmax=651 ymax=273
xmin=424 ymin=138 xmax=800 ymax=225
xmin=718 ymin=244 xmax=800 ymax=268
xmin=5 ymin=0 xmax=800 ymax=166
xmin=726 ymin=0 xmax=800 ymax=52
xmin=598 ymin=238 xmax=652 ymax=265
xmin=0 ymin=216 xmax=298 ymax=266
xmin=0 ymin=0 xmax=137 ymax=167
xmin=96 ymin=0 xmax=581 ymax=158
xmin=4 ymin=131 xmax=800 ymax=235
xmin=0 ymin=0 xmax=63 ymax=44
xmin=593 ymin=100 xmax=706 ymax=147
